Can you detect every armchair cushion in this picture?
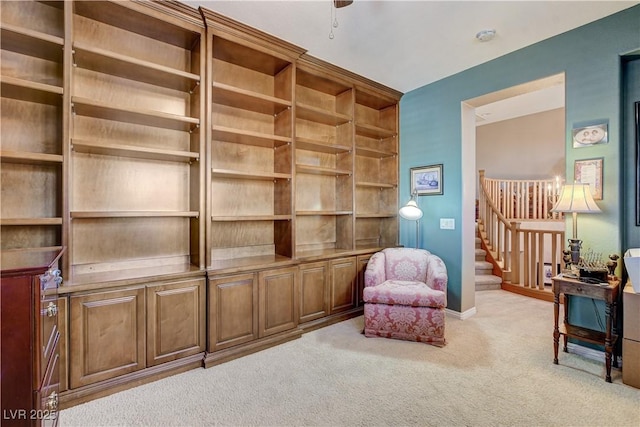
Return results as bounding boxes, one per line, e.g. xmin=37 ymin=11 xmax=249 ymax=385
xmin=363 ymin=281 xmax=445 ymax=308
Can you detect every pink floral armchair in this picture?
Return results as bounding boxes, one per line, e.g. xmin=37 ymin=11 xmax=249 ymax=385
xmin=363 ymin=247 xmax=447 ymax=346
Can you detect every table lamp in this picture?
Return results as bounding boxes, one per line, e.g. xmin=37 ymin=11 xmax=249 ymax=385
xmin=399 ymin=190 xmax=423 ymax=248
xmin=550 ymin=183 xmax=601 ymax=265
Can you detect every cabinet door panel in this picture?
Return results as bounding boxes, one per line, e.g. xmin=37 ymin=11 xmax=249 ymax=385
xmin=259 ymin=267 xmax=298 ymax=337
xmin=70 ymin=288 xmax=145 ymax=388
xmin=209 ymin=273 xmax=257 ymax=351
xmin=147 ymin=278 xmax=205 ymax=367
xmin=330 ymin=257 xmax=357 ymax=313
xmin=298 ymin=261 xmax=329 ymax=323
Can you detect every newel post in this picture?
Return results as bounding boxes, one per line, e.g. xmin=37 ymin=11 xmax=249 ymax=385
xmin=510 ymin=221 xmax=521 ymax=285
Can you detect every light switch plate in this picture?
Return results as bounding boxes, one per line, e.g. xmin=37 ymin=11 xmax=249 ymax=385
xmin=440 ymin=218 xmax=455 ymax=230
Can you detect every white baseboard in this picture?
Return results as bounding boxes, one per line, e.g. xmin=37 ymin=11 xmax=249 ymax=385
xmin=446 ymin=306 xmax=477 ymax=320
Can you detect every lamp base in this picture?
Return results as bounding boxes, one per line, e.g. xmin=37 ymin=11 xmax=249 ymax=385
xmin=568 ymin=238 xmax=582 ymax=265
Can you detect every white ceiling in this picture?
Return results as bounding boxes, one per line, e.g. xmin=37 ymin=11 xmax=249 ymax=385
xmin=181 ymin=0 xmax=638 ymax=123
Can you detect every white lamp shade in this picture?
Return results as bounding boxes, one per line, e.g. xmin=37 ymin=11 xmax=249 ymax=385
xmin=399 ymin=200 xmax=423 ymax=220
xmin=551 ymin=183 xmax=601 ymax=213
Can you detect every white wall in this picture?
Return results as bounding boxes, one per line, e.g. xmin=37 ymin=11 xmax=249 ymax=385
xmin=476 ymin=108 xmax=565 ymax=185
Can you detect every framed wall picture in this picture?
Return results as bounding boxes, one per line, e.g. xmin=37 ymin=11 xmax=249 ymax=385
xmin=410 ymin=164 xmax=443 ymax=196
xmin=574 ymin=157 xmax=603 ymax=200
xmin=572 ymin=122 xmax=608 ymax=148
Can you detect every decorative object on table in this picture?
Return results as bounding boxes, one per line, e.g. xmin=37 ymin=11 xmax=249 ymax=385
xmin=562 ymin=249 xmax=573 ymax=270
xmin=550 ymin=183 xmax=602 ymax=266
xmin=572 ymin=121 xmax=608 ymax=148
xmin=398 ymin=190 xmax=423 ymax=248
xmin=574 ymin=157 xmax=603 ymax=200
xmin=607 ymin=254 xmax=620 ymax=279
xmin=410 ymin=164 xmax=443 ymax=196
xmin=577 ymin=249 xmax=608 ymax=282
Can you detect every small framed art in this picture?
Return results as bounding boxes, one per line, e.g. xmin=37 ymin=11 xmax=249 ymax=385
xmin=574 ymin=157 xmax=603 ymax=200
xmin=410 ymin=164 xmax=443 ymax=196
xmin=572 ymin=122 xmax=608 ymax=148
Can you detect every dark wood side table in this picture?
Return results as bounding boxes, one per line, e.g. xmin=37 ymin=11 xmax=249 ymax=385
xmin=552 ymin=275 xmax=620 ymax=382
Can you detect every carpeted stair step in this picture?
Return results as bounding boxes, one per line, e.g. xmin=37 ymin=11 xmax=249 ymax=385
xmin=475 ymin=260 xmax=493 ymax=275
xmin=475 ymin=248 xmax=486 ymax=261
xmin=475 ymin=274 xmax=503 ymax=291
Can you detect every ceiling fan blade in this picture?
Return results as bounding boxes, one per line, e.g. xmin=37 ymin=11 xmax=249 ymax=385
xmin=334 ymin=0 xmax=353 ymax=8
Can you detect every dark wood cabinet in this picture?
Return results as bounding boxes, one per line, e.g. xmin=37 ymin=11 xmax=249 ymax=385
xmin=258 ymin=267 xmax=298 ymax=337
xmin=299 ymin=261 xmax=330 ymax=323
xmin=330 ymin=257 xmax=357 ymax=313
xmin=1 ymin=248 xmax=64 ymax=426
xmin=208 ymin=273 xmax=258 ymax=352
xmin=69 ymin=287 xmax=146 ymax=388
xmin=146 ymin=278 xmax=206 ymax=367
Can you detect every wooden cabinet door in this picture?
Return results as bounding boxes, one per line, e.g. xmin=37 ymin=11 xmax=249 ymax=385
xmin=298 ymin=261 xmax=329 ymax=323
xmin=208 ymin=273 xmax=257 ymax=352
xmin=330 ymin=257 xmax=357 ymax=313
xmin=69 ymin=288 xmax=145 ymax=388
xmin=146 ymin=278 xmax=206 ymax=367
xmin=258 ymin=267 xmax=298 ymax=337
xmin=356 ymin=254 xmax=372 ymax=306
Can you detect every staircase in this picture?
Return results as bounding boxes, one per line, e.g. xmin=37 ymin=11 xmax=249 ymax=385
xmin=475 ymin=224 xmax=502 ymax=291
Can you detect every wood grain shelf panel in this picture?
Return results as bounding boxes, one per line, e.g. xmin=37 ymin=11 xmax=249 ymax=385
xmin=355 ymin=89 xmax=397 ymax=111
xmin=296 ymin=68 xmax=352 ymax=96
xmin=0 ymin=150 xmax=63 ymax=165
xmin=72 ymin=139 xmax=199 ymax=163
xmin=70 ymin=211 xmax=199 ymax=218
xmin=208 ymin=254 xmax=294 ymax=273
xmin=0 ymin=218 xmax=62 ymax=226
xmin=296 ymin=137 xmax=351 ymax=154
xmin=74 ymin=1 xmax=201 ymax=50
xmin=356 ymin=213 xmax=396 ymax=218
xmin=1 ymin=75 xmax=62 ymax=105
xmin=212 ymin=82 xmax=291 ymax=116
xmin=296 ymin=211 xmax=352 ymax=216
xmin=211 ymin=215 xmax=292 ymax=221
xmin=212 ymin=125 xmax=291 ymax=148
xmin=211 ymin=168 xmax=291 ymax=180
xmin=355 ymin=123 xmax=396 ymax=140
xmin=0 ymin=24 xmax=63 ymax=62
xmin=73 ymin=42 xmax=200 ymax=92
xmin=355 ymin=145 xmax=396 ymax=158
xmin=356 ymin=181 xmax=396 ymax=189
xmin=296 ymin=165 xmax=351 ymax=176
xmin=71 ymin=96 xmax=200 ymax=132
xmin=212 ymin=37 xmax=292 ymax=77
xmin=296 ymin=103 xmax=351 ymax=126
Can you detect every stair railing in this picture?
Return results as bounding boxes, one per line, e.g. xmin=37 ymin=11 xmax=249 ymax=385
xmin=478 ymin=170 xmax=566 ymax=291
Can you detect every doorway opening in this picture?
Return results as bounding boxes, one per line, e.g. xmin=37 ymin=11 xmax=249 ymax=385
xmin=460 ymin=73 xmax=566 ymax=315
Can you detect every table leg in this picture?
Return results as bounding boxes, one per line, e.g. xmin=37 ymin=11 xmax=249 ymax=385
xmin=605 ymin=301 xmax=613 ymax=383
xmin=553 ymin=292 xmax=560 ymax=364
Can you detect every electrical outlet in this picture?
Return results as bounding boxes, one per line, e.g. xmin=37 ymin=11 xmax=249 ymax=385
xmin=440 ymin=218 xmax=455 ymax=230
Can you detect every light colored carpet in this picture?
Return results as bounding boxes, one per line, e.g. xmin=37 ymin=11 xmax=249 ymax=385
xmin=60 ymin=290 xmax=640 ymax=426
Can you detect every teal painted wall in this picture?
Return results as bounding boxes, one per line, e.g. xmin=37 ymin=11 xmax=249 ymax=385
xmin=400 ymin=6 xmax=640 ymax=312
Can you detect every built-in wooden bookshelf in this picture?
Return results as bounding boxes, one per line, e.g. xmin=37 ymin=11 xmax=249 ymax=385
xmin=68 ymin=0 xmax=205 ymax=282
xmin=0 ymin=0 xmax=66 ymax=253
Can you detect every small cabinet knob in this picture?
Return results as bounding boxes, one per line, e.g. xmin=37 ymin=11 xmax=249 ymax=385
xmin=46 ymin=302 xmax=58 ymax=318
xmin=45 ymin=391 xmax=58 ymax=411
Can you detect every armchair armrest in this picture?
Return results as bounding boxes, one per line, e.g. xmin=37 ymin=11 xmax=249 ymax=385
xmin=364 ymin=252 xmax=386 ymax=288
xmin=426 ymin=254 xmax=448 ymax=293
